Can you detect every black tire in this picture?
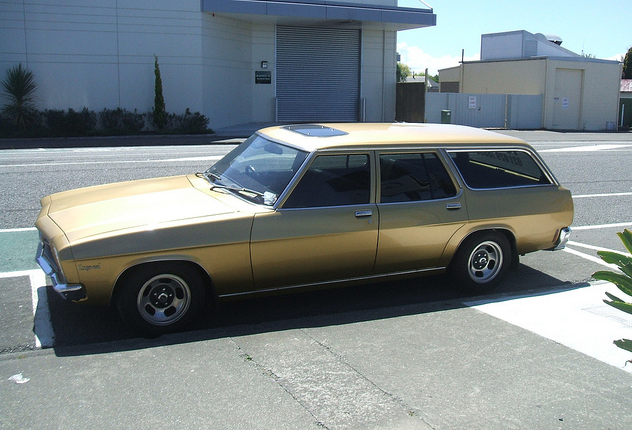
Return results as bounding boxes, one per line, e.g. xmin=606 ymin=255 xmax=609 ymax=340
xmin=449 ymin=231 xmax=512 ymax=293
xmin=116 ymin=262 xmax=206 ymax=337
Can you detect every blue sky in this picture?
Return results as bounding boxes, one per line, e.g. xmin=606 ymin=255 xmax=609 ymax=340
xmin=397 ymin=0 xmax=631 ymax=75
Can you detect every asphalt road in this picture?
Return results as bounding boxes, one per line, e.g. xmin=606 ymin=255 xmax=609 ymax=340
xmin=1 ymin=131 xmax=632 ymax=429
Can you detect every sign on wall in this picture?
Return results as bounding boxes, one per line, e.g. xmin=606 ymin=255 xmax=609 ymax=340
xmin=255 ymin=71 xmax=271 ymax=84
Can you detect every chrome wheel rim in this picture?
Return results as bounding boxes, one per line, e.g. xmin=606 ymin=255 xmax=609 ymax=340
xmin=137 ymin=274 xmax=191 ymax=326
xmin=467 ymin=241 xmax=503 ymax=283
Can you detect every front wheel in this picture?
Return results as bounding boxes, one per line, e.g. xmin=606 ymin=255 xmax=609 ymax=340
xmin=116 ymin=262 xmax=206 ymax=337
xmin=449 ymin=232 xmax=512 ymax=293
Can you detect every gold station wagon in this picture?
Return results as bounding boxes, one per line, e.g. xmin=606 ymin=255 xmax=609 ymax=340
xmin=36 ymin=123 xmax=573 ymax=335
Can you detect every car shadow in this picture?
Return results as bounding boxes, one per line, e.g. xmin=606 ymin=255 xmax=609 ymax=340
xmin=43 ymin=263 xmax=585 ymax=357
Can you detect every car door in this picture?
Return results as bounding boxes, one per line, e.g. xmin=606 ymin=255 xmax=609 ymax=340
xmin=250 ymin=153 xmax=378 ymax=290
xmin=374 ymin=151 xmax=467 ymax=273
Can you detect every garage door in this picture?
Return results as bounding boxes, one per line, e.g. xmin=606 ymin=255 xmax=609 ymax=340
xmin=276 ymin=25 xmax=361 ymax=122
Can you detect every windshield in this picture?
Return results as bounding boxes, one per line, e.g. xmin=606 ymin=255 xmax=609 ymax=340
xmin=204 ymin=134 xmax=308 ymax=206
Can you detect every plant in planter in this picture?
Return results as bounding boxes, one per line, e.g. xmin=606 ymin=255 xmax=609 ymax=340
xmin=593 ymin=229 xmax=632 ymax=360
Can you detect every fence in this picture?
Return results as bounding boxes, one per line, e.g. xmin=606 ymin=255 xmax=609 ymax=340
xmin=425 ymin=93 xmax=543 ymax=129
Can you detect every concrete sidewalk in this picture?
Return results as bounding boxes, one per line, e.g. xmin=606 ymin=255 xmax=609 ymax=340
xmin=2 ymin=286 xmax=632 ymax=430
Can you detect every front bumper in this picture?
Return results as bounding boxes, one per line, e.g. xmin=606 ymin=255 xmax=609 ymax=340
xmin=36 ymin=241 xmax=86 ymax=302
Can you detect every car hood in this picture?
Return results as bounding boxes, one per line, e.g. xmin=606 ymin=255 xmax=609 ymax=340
xmin=42 ymin=175 xmax=238 ymax=244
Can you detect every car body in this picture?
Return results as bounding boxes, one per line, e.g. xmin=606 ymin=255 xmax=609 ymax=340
xmin=35 ymin=123 xmax=573 ymax=335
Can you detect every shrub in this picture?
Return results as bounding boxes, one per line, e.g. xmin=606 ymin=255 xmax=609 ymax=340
xmin=1 ymin=63 xmax=38 ymax=129
xmin=593 ymin=229 xmax=632 ymax=363
xmin=100 ymin=108 xmax=146 ymax=133
xmin=45 ymin=107 xmax=97 ymax=136
xmin=166 ymin=108 xmax=210 ymax=134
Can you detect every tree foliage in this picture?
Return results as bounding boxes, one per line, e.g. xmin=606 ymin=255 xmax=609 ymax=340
xmin=623 ymin=47 xmax=632 ymax=79
xmin=593 ymin=229 xmax=632 ymax=362
xmin=153 ymin=55 xmax=167 ymax=129
xmin=396 ymin=62 xmax=411 ymax=83
xmin=1 ymin=63 xmax=38 ymax=129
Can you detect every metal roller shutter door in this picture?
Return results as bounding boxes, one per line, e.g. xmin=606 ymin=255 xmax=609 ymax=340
xmin=276 ymin=25 xmax=360 ymax=122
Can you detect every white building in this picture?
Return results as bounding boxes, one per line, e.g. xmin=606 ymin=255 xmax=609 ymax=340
xmin=0 ymin=0 xmax=436 ymax=131
xmin=439 ymin=30 xmax=622 ymax=131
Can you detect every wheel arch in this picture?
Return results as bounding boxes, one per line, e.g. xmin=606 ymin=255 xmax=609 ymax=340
xmin=445 ymin=227 xmax=518 ymax=269
xmin=110 ymin=258 xmax=216 ymax=307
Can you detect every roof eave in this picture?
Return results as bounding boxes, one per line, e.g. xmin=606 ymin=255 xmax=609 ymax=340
xmin=201 ymin=0 xmax=436 ymax=31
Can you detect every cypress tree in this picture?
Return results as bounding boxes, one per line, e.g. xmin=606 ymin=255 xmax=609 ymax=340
xmin=153 ymin=55 xmax=167 ymax=129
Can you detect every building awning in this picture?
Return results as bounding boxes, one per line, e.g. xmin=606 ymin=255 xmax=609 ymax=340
xmin=201 ymin=0 xmax=436 ymax=31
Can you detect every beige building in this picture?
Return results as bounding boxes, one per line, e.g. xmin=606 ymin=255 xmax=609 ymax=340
xmin=439 ymin=31 xmax=622 ymax=130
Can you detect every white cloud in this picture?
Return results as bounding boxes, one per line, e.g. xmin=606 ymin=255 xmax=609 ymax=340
xmin=606 ymin=53 xmax=625 ymax=62
xmin=397 ymin=42 xmax=480 ymax=75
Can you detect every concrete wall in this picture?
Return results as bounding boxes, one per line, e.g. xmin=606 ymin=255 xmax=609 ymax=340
xmin=362 ymin=29 xmax=397 ymax=122
xmin=1 ymin=0 xmax=205 ymax=114
xmin=460 ymin=60 xmax=546 ymax=95
xmin=1 ymin=0 xmax=399 ymax=129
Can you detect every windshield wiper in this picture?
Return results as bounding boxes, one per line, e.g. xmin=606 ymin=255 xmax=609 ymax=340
xmin=210 ymin=183 xmax=277 ymax=205
xmin=210 ymin=183 xmax=264 ymax=198
xmin=196 ymin=171 xmax=222 ymax=184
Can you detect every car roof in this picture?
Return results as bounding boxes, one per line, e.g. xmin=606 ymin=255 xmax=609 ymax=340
xmin=257 ymin=123 xmax=530 ymax=152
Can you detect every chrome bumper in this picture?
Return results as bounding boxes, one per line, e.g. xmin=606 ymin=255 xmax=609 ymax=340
xmin=551 ymin=227 xmax=572 ymax=251
xmin=36 ymin=241 xmax=86 ymax=301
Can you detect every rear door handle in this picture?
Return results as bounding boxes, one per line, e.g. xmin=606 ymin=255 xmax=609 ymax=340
xmin=355 ymin=210 xmax=373 ymax=217
xmin=446 ymin=203 xmax=461 ymax=210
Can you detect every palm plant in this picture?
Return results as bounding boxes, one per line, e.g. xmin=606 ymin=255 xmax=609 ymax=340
xmin=593 ymin=229 xmax=632 ymax=357
xmin=1 ymin=63 xmax=38 ymax=129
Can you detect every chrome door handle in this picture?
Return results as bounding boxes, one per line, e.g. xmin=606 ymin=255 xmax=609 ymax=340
xmin=446 ymin=203 xmax=461 ymax=210
xmin=355 ymin=210 xmax=373 ymax=217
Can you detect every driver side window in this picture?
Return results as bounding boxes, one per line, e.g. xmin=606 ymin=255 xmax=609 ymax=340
xmin=283 ymin=154 xmax=371 ymax=208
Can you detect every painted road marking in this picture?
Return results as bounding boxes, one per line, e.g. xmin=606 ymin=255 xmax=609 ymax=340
xmin=466 ymin=282 xmax=632 ymax=373
xmin=0 ymin=269 xmax=53 ymax=348
xmin=573 ymin=192 xmax=632 ymax=199
xmin=572 ymin=222 xmax=632 ymax=231
xmin=0 ymin=155 xmax=222 ymax=168
xmin=540 ymin=144 xmax=632 ymax=152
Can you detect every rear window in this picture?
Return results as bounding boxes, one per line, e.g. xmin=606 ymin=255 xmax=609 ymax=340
xmin=448 ymin=150 xmax=552 ymax=189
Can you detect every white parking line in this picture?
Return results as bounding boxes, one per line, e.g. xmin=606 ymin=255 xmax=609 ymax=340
xmin=563 ymin=247 xmax=618 ymax=269
xmin=572 ymin=222 xmax=632 ymax=231
xmin=0 ymin=156 xmax=222 ymax=169
xmin=466 ymin=282 xmax=632 ymax=373
xmin=30 ymin=270 xmax=54 ymax=348
xmin=573 ymin=192 xmax=632 ymax=199
xmin=0 ymin=269 xmax=54 ymax=348
xmin=540 ymin=144 xmax=632 ymax=152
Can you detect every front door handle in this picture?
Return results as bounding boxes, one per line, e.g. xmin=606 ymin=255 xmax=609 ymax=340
xmin=446 ymin=203 xmax=461 ymax=210
xmin=355 ymin=210 xmax=373 ymax=218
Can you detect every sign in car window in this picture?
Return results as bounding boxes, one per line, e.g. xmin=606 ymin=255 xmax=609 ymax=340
xmin=449 ymin=150 xmax=551 ymax=189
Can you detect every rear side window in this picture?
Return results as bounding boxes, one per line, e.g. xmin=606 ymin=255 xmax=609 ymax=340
xmin=380 ymin=153 xmax=457 ymax=203
xmin=448 ymin=150 xmax=552 ymax=189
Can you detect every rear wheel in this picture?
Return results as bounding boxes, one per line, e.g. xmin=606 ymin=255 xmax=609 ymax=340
xmin=450 ymin=232 xmax=511 ymax=293
xmin=116 ymin=262 xmax=206 ymax=337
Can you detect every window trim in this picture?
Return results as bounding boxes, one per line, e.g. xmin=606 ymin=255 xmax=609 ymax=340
xmin=376 ymin=150 xmax=461 ymax=204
